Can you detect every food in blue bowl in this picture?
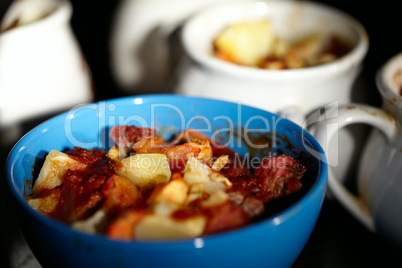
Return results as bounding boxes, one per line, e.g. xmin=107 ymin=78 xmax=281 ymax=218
xmin=6 ymin=95 xmax=327 ymax=268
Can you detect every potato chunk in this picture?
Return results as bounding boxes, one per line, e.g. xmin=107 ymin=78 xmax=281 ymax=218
xmin=214 ymin=20 xmax=275 ymax=66
xmin=134 ymin=214 xmax=206 ymax=240
xmin=212 ymin=155 xmax=229 ymax=171
xmin=183 ymin=157 xmax=231 ymax=194
xmin=72 ymin=210 xmax=107 ymax=234
xmin=147 ymin=178 xmax=189 ymax=206
xmin=115 ymin=154 xmax=171 ymax=187
xmin=106 ymin=146 xmax=120 ymax=161
xmin=28 ymin=188 xmax=61 ymax=214
xmin=287 ymin=34 xmax=323 ymax=66
xmin=33 ymin=150 xmax=86 ymax=192
xmin=201 ymin=189 xmax=229 ymax=208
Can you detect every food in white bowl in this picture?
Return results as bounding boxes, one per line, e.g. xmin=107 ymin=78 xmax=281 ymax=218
xmin=174 ymin=0 xmax=368 ymax=122
xmin=213 ymin=19 xmax=350 ymax=69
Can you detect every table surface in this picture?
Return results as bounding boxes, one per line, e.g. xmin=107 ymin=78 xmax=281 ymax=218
xmin=1 ymin=0 xmax=402 ymax=267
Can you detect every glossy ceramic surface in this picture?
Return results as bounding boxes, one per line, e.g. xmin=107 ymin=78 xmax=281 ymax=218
xmin=314 ymin=53 xmax=402 ymax=247
xmin=0 ymin=0 xmax=93 ymax=127
xmin=7 ymin=95 xmax=327 ymax=268
xmin=360 ymin=53 xmax=402 ymax=246
xmin=174 ymin=0 xmax=368 ymax=124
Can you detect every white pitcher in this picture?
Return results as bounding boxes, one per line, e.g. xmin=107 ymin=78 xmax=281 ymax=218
xmin=0 ymin=0 xmax=93 ymax=128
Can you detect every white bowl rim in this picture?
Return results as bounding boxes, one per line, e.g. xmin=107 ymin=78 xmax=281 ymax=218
xmin=376 ymin=52 xmax=402 ymax=101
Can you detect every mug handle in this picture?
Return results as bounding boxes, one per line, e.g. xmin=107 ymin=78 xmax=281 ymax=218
xmin=314 ymin=104 xmax=397 ymax=231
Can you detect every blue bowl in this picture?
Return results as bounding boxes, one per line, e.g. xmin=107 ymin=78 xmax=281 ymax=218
xmin=6 ymin=95 xmax=327 ymax=268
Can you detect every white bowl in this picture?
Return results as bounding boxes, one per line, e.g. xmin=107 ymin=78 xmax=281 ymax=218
xmin=174 ymin=0 xmax=368 ymax=124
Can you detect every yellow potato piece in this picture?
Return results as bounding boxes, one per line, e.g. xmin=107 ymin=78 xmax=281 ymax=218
xmin=287 ymin=34 xmax=323 ymax=65
xmin=152 ymin=201 xmax=180 ymax=217
xmin=116 ymin=154 xmax=171 ymax=187
xmin=183 ymin=157 xmax=231 ymax=193
xmin=28 ymin=189 xmax=61 ymax=214
xmin=211 ymin=155 xmax=229 ymax=171
xmin=33 ymin=150 xmax=86 ymax=192
xmin=72 ymin=210 xmax=107 ymax=234
xmin=185 ymin=183 xmax=204 ymax=205
xmin=148 ymin=179 xmax=189 ymax=205
xmin=106 ymin=146 xmax=120 ymax=161
xmin=135 ymin=214 xmax=206 ymax=240
xmin=214 ymin=20 xmax=275 ymax=66
xmin=201 ymin=190 xmax=229 ymax=208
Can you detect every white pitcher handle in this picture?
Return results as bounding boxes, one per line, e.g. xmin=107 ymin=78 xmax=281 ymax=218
xmin=314 ymin=104 xmax=397 ymax=231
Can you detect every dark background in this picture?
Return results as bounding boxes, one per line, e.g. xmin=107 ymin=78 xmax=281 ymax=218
xmin=1 ymin=0 xmax=401 ymax=267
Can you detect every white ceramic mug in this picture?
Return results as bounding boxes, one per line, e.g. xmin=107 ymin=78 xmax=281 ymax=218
xmin=314 ymin=52 xmax=402 ymax=246
xmin=0 ymin=0 xmax=93 ymax=128
xmin=173 ymin=0 xmax=368 ymax=126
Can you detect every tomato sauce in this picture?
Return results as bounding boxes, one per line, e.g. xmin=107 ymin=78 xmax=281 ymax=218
xmin=48 ymin=148 xmax=117 ymax=222
xmin=29 ymin=126 xmax=308 ymax=240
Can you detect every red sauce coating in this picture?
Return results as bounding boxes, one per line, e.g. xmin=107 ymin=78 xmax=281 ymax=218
xmin=48 ymin=148 xmax=116 ymax=222
xmin=30 ymin=126 xmax=307 ymax=240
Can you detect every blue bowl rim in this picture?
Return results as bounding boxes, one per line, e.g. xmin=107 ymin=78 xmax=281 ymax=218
xmin=6 ymin=94 xmax=328 ymax=247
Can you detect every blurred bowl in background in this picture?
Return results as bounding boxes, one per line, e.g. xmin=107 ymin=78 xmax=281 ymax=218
xmin=174 ymin=0 xmax=368 ymax=124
